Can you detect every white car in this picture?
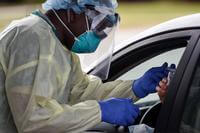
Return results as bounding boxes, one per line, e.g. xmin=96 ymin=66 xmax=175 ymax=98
xmin=85 ymin=13 xmax=200 ymax=133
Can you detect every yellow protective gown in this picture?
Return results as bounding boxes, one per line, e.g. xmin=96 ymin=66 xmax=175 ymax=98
xmin=0 ymin=11 xmax=139 ymax=133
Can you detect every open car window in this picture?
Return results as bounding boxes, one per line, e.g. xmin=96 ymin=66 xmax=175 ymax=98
xmin=117 ymin=47 xmax=185 ymax=105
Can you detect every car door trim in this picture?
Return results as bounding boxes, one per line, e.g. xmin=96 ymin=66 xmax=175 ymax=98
xmin=167 ymin=31 xmax=200 ymax=131
xmin=155 ymin=30 xmax=200 ymax=132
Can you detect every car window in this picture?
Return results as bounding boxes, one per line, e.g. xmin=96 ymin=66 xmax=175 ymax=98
xmin=179 ymin=57 xmax=200 ymax=133
xmin=117 ymin=47 xmax=185 ymax=104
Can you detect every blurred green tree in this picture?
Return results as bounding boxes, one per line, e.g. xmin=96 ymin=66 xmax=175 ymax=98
xmin=0 ymin=0 xmax=20 ymax=2
xmin=186 ymin=0 xmax=200 ymax=1
xmin=118 ymin=0 xmax=156 ymax=1
xmin=2 ymin=0 xmax=200 ymax=3
xmin=0 ymin=0 xmax=45 ymax=3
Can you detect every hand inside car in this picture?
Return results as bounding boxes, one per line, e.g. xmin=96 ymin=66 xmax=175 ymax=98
xmin=156 ymin=78 xmax=168 ymax=103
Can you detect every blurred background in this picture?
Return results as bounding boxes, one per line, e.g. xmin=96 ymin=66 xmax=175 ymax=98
xmin=1 ymin=0 xmax=200 ymax=43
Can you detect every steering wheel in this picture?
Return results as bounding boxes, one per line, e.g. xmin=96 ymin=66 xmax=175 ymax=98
xmin=139 ymin=101 xmax=162 ymax=128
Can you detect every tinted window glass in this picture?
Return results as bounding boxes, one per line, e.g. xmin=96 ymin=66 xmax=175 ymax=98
xmin=180 ymin=58 xmax=200 ymax=133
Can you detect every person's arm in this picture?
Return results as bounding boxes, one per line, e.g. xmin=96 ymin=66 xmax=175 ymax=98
xmin=5 ymin=27 xmax=102 ymax=133
xmin=68 ymin=53 xmax=139 ymax=105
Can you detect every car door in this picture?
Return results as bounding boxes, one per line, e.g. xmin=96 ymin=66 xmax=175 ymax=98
xmin=91 ymin=29 xmax=198 ymax=106
xmin=155 ymin=30 xmax=200 ymax=133
xmin=88 ymin=29 xmax=199 ymax=133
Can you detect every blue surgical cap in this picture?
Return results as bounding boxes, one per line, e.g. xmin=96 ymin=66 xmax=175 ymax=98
xmin=42 ymin=0 xmax=119 ymax=39
xmin=42 ymin=0 xmax=118 ymax=14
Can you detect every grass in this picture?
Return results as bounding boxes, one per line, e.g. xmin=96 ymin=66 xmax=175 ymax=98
xmin=1 ymin=1 xmax=200 ymax=31
xmin=117 ymin=1 xmax=200 ymax=28
xmin=0 ymin=4 xmax=40 ymax=31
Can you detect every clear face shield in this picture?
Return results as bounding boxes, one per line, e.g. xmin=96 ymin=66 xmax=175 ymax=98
xmin=51 ymin=7 xmax=119 ymax=80
xmin=78 ymin=21 xmax=119 ymax=80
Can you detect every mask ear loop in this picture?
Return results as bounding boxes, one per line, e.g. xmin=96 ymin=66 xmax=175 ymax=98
xmin=52 ymin=9 xmax=79 ymax=41
xmin=85 ymin=15 xmax=90 ymax=31
xmin=67 ymin=9 xmax=71 ymax=23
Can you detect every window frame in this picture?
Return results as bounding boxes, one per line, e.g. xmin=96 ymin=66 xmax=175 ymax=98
xmin=155 ymin=30 xmax=200 ymax=132
xmin=104 ymin=30 xmax=195 ymax=82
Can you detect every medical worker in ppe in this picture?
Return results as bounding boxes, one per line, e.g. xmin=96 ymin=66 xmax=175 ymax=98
xmin=0 ymin=0 xmax=175 ymax=132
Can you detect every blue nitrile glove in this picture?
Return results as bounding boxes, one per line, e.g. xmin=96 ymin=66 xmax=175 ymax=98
xmin=132 ymin=62 xmax=169 ymax=98
xmin=98 ymin=98 xmax=140 ymax=126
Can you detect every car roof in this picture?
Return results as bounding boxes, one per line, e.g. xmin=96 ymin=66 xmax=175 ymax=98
xmin=114 ymin=13 xmax=200 ymax=52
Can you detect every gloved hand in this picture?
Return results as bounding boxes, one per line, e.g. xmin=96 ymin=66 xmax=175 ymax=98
xmin=98 ymin=98 xmax=140 ymax=126
xmin=157 ymin=64 xmax=176 ymax=102
xmin=132 ymin=62 xmax=170 ymax=98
